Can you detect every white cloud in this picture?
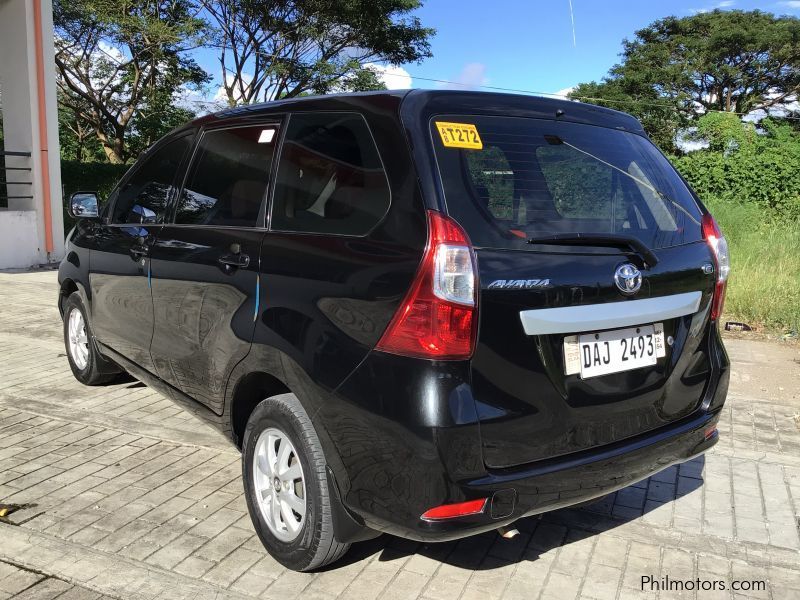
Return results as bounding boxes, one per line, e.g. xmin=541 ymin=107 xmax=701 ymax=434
xmin=175 ymin=85 xmax=225 ymax=115
xmin=690 ymin=0 xmax=735 ymax=13
xmin=364 ymin=63 xmax=413 ymax=89
xmin=778 ymin=0 xmax=800 ymax=8
xmin=97 ymin=41 xmax=125 ymax=64
xmin=440 ymin=63 xmax=489 ymax=90
xmin=552 ymin=86 xmax=575 ymax=98
xmin=215 ymin=72 xmax=254 ymax=105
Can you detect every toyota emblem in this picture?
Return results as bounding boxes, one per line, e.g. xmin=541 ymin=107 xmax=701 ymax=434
xmin=614 ymin=263 xmax=642 ymax=295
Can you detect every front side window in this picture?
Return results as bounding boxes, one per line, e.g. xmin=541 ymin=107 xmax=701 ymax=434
xmin=271 ymin=113 xmax=390 ymax=235
xmin=176 ymin=125 xmax=278 ymax=227
xmin=112 ymin=135 xmax=192 ymax=224
xmin=433 ymin=116 xmax=703 ymax=250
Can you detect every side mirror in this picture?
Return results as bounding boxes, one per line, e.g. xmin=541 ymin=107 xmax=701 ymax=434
xmin=68 ymin=192 xmax=99 ymax=219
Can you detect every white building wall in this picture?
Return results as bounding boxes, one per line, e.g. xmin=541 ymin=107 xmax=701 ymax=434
xmin=0 ymin=0 xmax=64 ymax=268
xmin=0 ymin=210 xmax=44 ymax=268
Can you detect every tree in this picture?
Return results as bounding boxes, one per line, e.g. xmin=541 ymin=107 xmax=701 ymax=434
xmin=201 ymin=0 xmax=433 ymax=105
xmin=570 ymin=10 xmax=800 ymax=151
xmin=569 ymin=80 xmax=688 ymax=152
xmin=672 ymin=114 xmax=800 ymax=216
xmin=58 ymin=90 xmax=104 ymax=162
xmin=53 ymin=0 xmax=209 ymax=163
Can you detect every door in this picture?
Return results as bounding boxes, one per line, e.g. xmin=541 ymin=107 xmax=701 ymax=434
xmin=149 ymin=123 xmax=279 ymax=413
xmin=429 ymin=114 xmax=718 ymax=468
xmin=257 ymin=111 xmax=398 ymax=391
xmin=90 ymin=134 xmax=193 ymax=372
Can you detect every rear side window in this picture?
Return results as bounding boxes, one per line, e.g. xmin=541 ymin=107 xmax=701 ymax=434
xmin=271 ymin=113 xmax=390 ymax=235
xmin=433 ymin=116 xmax=703 ymax=250
xmin=112 ymin=134 xmax=192 ymax=224
xmin=176 ymin=125 xmax=278 ymax=227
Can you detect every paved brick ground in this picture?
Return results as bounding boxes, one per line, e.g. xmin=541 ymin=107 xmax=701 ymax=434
xmin=0 ymin=559 xmax=119 ymax=600
xmin=1 ymin=269 xmax=799 ymax=600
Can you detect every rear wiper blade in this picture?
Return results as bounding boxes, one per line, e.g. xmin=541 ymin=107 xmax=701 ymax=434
xmin=526 ymin=233 xmax=658 ymax=268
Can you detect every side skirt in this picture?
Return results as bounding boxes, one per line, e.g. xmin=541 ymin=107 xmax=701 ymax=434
xmin=97 ymin=342 xmax=233 ymax=442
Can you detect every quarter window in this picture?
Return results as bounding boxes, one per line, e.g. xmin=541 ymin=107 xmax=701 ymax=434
xmin=112 ymin=135 xmax=192 ymax=224
xmin=176 ymin=125 xmax=278 ymax=227
xmin=271 ymin=113 xmax=390 ymax=235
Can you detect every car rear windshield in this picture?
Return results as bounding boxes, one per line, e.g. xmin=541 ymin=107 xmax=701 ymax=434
xmin=431 ymin=115 xmax=703 ymax=250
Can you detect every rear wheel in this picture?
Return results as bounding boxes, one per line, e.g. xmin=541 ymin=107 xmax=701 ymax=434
xmin=242 ymin=393 xmax=349 ymax=571
xmin=63 ymin=293 xmax=120 ymax=385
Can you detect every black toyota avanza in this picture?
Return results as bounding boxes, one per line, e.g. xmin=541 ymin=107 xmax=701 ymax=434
xmin=58 ymin=90 xmax=730 ymax=571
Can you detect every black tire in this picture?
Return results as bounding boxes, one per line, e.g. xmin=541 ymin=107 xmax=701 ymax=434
xmin=242 ymin=393 xmax=350 ymax=571
xmin=62 ymin=292 xmax=120 ymax=386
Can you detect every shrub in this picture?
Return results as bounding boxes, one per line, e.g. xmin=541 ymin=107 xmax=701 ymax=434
xmin=671 ymin=117 xmax=800 ymax=217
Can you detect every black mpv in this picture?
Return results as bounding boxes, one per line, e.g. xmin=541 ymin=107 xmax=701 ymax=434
xmin=59 ymin=90 xmax=730 ymax=571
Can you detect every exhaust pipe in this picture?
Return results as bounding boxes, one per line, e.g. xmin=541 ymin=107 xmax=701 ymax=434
xmin=497 ymin=526 xmax=520 ymax=539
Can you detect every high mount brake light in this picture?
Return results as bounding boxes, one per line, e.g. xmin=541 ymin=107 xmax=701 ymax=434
xmin=375 ymin=210 xmax=478 ymax=360
xmin=702 ymin=213 xmax=729 ymax=322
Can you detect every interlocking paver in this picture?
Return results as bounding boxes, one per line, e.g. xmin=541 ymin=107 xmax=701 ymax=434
xmin=1 ymin=269 xmax=799 ymax=600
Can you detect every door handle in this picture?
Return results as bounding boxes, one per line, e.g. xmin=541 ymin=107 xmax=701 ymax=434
xmin=130 ymin=246 xmax=148 ymax=259
xmin=218 ymin=253 xmax=250 ymax=268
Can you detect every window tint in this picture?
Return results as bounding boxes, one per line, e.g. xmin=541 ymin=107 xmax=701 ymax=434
xmin=434 ymin=116 xmax=703 ymax=250
xmin=271 ymin=113 xmax=390 ymax=235
xmin=176 ymin=125 xmax=278 ymax=227
xmin=535 ymin=145 xmax=615 ymax=219
xmin=112 ymin=135 xmax=192 ymax=224
xmin=466 ymin=147 xmax=515 ymax=220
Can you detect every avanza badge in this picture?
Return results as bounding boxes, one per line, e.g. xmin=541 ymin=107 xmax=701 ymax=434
xmin=435 ymin=121 xmax=483 ymax=149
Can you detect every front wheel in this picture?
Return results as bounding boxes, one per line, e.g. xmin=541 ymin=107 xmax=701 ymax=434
xmin=242 ymin=393 xmax=349 ymax=571
xmin=62 ymin=292 xmax=119 ymax=385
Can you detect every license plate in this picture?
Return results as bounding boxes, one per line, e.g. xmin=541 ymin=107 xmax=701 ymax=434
xmin=563 ymin=323 xmax=665 ymax=379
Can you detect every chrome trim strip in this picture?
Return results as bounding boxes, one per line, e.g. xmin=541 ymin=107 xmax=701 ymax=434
xmin=518 ymin=291 xmax=703 ymax=335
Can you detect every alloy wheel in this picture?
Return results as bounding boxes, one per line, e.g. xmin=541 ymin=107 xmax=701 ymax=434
xmin=252 ymin=427 xmax=307 ymax=542
xmin=67 ymin=308 xmax=89 ymax=370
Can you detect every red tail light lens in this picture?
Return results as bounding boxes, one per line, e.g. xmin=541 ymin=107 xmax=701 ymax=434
xmin=702 ymin=213 xmax=729 ymax=322
xmin=375 ymin=210 xmax=477 ymax=360
xmin=421 ymin=498 xmax=488 ymax=521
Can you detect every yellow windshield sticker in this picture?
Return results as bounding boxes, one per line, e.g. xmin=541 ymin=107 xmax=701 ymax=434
xmin=435 ymin=122 xmax=483 ymax=149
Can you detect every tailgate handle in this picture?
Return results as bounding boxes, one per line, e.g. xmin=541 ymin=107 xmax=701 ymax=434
xmin=518 ymin=291 xmax=702 ymax=335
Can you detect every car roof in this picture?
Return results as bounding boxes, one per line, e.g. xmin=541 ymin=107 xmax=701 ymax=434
xmin=185 ymin=89 xmax=645 ymax=135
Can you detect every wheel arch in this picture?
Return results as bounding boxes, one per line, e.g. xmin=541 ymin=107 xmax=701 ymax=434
xmin=58 ymin=277 xmax=91 ymax=319
xmin=228 ymin=370 xmax=292 ymax=449
xmin=59 ymin=278 xmax=79 ymax=316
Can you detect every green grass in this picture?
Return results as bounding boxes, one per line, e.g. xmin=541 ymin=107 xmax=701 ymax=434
xmin=704 ymin=196 xmax=800 ymax=334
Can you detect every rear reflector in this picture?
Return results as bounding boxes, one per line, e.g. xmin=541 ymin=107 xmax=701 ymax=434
xmin=704 ymin=425 xmax=718 ymax=440
xmin=702 ymin=213 xmax=729 ymax=322
xmin=375 ymin=210 xmax=477 ymax=360
xmin=421 ymin=498 xmax=488 ymax=521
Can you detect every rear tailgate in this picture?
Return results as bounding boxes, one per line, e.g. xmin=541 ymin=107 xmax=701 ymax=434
xmin=429 ymin=112 xmax=718 ymax=468
xmin=473 ymin=243 xmax=715 ymax=467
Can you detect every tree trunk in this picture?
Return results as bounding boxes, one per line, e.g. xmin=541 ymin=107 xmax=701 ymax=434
xmin=96 ymin=130 xmax=125 ymax=163
xmin=100 ymin=144 xmax=124 ymax=164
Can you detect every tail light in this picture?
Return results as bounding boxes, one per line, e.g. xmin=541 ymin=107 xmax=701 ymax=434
xmin=375 ymin=210 xmax=477 ymax=360
xmin=702 ymin=213 xmax=729 ymax=321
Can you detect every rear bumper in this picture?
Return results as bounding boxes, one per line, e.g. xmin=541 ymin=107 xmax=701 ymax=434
xmin=323 ymin=327 xmax=728 ymax=543
xmin=409 ymin=409 xmax=719 ymax=542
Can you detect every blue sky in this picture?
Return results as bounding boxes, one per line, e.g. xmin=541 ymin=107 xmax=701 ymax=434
xmin=189 ymin=0 xmax=800 ymax=106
